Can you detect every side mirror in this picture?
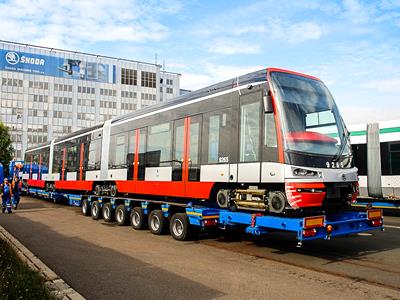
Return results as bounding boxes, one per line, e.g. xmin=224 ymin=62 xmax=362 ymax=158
xmin=263 ymin=93 xmax=274 ymax=113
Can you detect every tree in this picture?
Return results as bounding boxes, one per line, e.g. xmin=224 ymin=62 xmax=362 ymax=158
xmin=0 ymin=122 xmax=14 ymax=170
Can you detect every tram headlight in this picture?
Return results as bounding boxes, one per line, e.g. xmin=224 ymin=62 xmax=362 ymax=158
xmin=292 ymin=167 xmax=320 ymax=177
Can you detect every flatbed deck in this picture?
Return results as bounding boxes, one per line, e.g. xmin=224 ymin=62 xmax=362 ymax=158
xmin=26 ymin=187 xmax=384 ymax=246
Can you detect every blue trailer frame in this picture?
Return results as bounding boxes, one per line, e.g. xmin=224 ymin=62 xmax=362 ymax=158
xmin=353 ymin=199 xmax=400 ymax=210
xmin=27 ymin=188 xmax=384 ymax=245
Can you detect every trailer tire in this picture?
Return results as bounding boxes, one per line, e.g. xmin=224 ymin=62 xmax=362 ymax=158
xmin=115 ymin=205 xmax=129 ymax=226
xmin=148 ymin=210 xmax=168 ymax=235
xmin=170 ymin=213 xmax=192 ymax=241
xmin=130 ymin=207 xmax=147 ymax=230
xmin=91 ymin=201 xmax=102 ymax=220
xmin=82 ymin=199 xmax=91 ymax=216
xmin=102 ymin=202 xmax=114 ymax=222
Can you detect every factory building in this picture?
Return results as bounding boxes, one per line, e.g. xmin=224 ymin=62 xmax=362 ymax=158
xmin=0 ymin=40 xmax=181 ymax=159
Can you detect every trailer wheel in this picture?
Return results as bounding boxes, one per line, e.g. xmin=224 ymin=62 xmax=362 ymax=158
xmin=91 ymin=201 xmax=102 ymax=220
xmin=102 ymin=203 xmax=114 ymax=222
xmin=115 ymin=205 xmax=129 ymax=226
xmin=130 ymin=207 xmax=147 ymax=230
xmin=148 ymin=210 xmax=168 ymax=235
xmin=170 ymin=213 xmax=192 ymax=241
xmin=82 ymin=199 xmax=91 ymax=216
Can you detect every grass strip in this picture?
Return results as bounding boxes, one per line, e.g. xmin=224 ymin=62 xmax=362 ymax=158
xmin=0 ymin=239 xmax=55 ymax=300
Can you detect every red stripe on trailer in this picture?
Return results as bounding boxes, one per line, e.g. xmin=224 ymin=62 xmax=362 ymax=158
xmin=27 ymin=179 xmax=46 ymax=188
xmin=116 ymin=180 xmax=214 ymax=199
xmin=55 ymin=180 xmax=93 ymax=191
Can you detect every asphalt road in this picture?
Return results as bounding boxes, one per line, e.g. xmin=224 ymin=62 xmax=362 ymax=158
xmin=0 ymin=196 xmax=399 ymax=300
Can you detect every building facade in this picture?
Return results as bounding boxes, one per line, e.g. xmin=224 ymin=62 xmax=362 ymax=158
xmin=0 ymin=41 xmax=180 ymax=159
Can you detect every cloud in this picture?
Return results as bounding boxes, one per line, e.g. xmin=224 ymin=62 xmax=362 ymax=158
xmin=208 ymin=39 xmax=261 ymax=55
xmin=342 ymin=0 xmax=368 ymax=22
xmin=181 ymin=63 xmax=264 ymax=90
xmin=0 ymin=0 xmax=182 ymax=49
xmin=286 ymin=22 xmax=324 ymax=44
xmin=359 ymin=78 xmax=400 ymax=93
xmin=341 ymin=105 xmax=400 ymax=125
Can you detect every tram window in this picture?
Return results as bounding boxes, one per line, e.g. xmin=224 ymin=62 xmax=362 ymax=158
xmin=352 ymin=144 xmax=367 ymax=176
xmin=390 ymin=142 xmax=400 ymax=175
xmin=41 ymin=148 xmax=50 ymax=174
xmin=66 ymin=143 xmax=79 ymax=172
xmin=172 ymin=120 xmax=184 ymax=181
xmin=127 ymin=131 xmax=136 ymax=180
xmin=380 ymin=142 xmax=390 ymax=176
xmin=147 ymin=122 xmax=172 ymax=167
xmin=109 ymin=133 xmax=128 ymax=168
xmin=52 ymin=144 xmax=63 ymax=174
xmin=88 ymin=139 xmax=101 ymax=170
xmin=262 ymin=112 xmax=278 ymax=162
xmin=202 ymin=108 xmax=231 ymax=164
xmin=138 ymin=127 xmax=147 ymax=180
xmin=208 ymin=115 xmax=220 ymax=163
xmin=240 ymin=101 xmax=260 ymax=162
xmin=264 ymin=113 xmax=277 ymax=148
xmin=188 ymin=115 xmax=202 ymax=181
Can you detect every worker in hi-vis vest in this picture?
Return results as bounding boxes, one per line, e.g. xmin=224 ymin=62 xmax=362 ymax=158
xmin=1 ymin=178 xmax=13 ymax=213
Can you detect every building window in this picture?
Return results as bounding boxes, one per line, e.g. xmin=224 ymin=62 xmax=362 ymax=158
xmin=121 ymin=68 xmax=137 ymax=86
xmin=141 ymin=71 xmax=156 ymax=88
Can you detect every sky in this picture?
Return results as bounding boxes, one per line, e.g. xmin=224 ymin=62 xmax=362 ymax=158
xmin=0 ymin=0 xmax=399 ymax=124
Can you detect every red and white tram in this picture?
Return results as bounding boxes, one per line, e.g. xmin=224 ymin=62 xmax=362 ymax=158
xmin=23 ymin=68 xmax=358 ymax=213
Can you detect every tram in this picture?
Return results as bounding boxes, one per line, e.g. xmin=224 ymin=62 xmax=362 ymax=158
xmin=23 ymin=68 xmax=358 ymax=213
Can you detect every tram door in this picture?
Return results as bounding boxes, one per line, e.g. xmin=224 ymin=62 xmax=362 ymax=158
xmin=172 ymin=118 xmax=186 ymax=197
xmin=187 ymin=115 xmax=202 ymax=185
xmin=172 ymin=115 xmax=202 ymax=197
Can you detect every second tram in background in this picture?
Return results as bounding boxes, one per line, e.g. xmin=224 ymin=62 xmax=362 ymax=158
xmin=23 ymin=68 xmax=358 ymax=214
xmin=350 ymin=120 xmax=400 ymax=201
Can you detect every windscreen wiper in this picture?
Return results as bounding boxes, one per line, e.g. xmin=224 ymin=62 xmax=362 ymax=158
xmin=331 ymin=129 xmax=350 ymax=163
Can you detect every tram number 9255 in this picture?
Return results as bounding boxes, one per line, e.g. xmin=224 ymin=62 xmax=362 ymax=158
xmin=219 ymin=156 xmax=229 ymax=163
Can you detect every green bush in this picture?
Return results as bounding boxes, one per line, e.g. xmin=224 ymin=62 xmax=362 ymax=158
xmin=0 ymin=239 xmax=55 ymax=300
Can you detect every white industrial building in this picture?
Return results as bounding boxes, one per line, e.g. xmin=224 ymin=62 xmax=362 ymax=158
xmin=0 ymin=40 xmax=181 ymax=159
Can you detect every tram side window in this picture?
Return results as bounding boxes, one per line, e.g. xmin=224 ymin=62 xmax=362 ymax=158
xmin=352 ymin=144 xmax=367 ymax=176
xmin=380 ymin=142 xmax=390 ymax=176
xmin=389 ymin=142 xmax=400 ymax=175
xmin=41 ymin=148 xmax=50 ymax=174
xmin=66 ymin=142 xmax=79 ymax=173
xmin=87 ymin=139 xmax=102 ymax=170
xmin=32 ymin=151 xmax=39 ymax=176
xmin=240 ymin=100 xmax=261 ymax=162
xmin=127 ymin=131 xmax=136 ymax=180
xmin=188 ymin=115 xmax=202 ymax=181
xmin=109 ymin=133 xmax=128 ymax=169
xmin=202 ymin=108 xmax=231 ymax=164
xmin=263 ymin=112 xmax=278 ymax=162
xmin=146 ymin=122 xmax=172 ymax=167
xmin=52 ymin=144 xmax=63 ymax=174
